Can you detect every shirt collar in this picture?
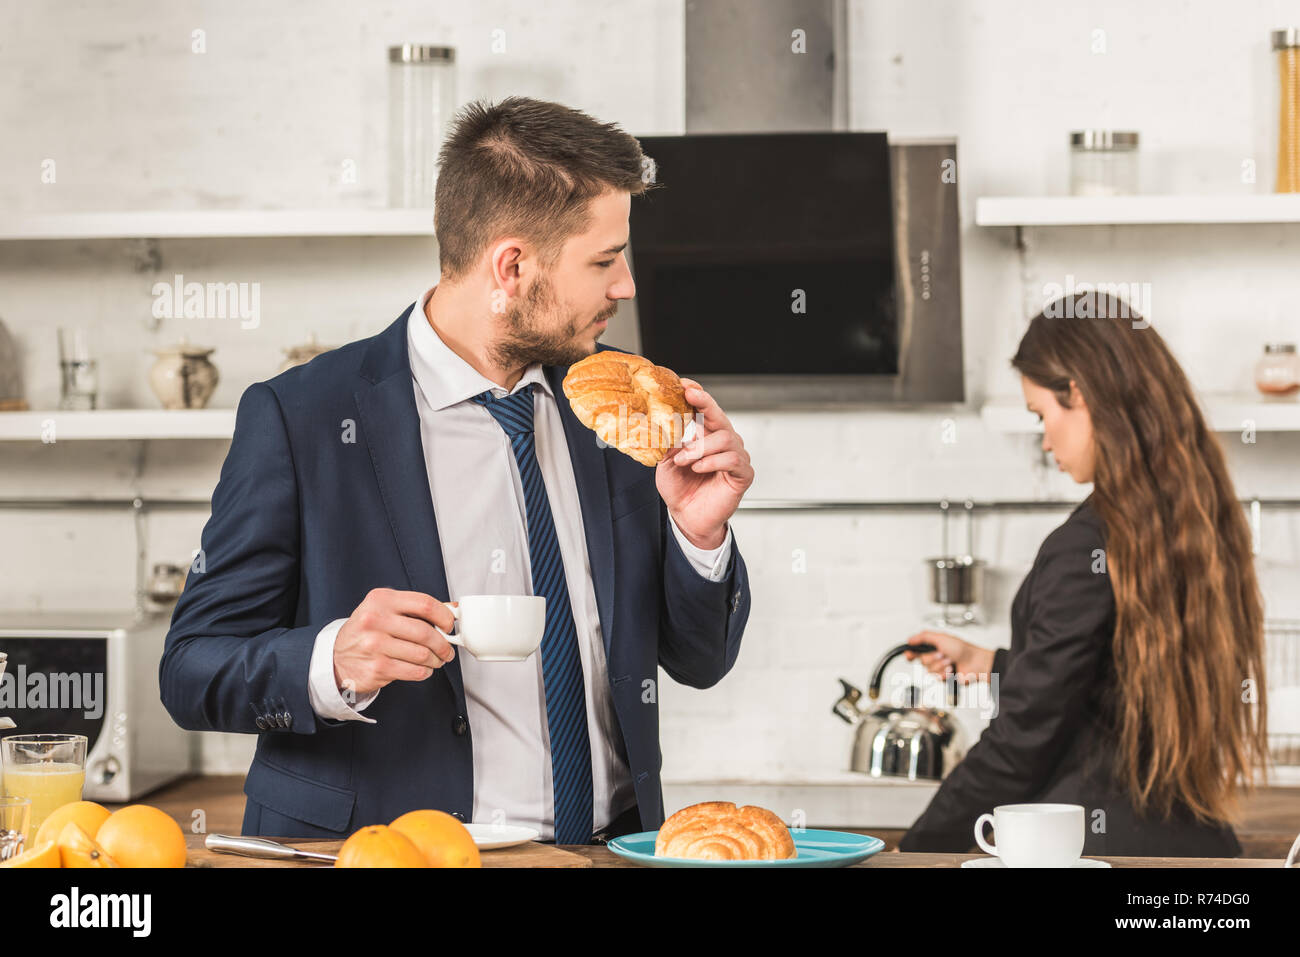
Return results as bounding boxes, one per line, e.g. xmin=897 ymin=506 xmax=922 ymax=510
xmin=407 ymin=285 xmax=552 ymax=412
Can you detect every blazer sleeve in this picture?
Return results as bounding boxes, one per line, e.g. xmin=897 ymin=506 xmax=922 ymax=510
xmin=655 ymin=498 xmax=750 ymax=689
xmin=158 ymin=382 xmax=339 ymax=736
xmin=991 ymin=646 xmax=1010 ymax=678
xmin=897 ymin=516 xmax=1114 ymax=851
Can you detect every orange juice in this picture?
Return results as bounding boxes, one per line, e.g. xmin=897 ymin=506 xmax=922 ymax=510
xmin=2 ymin=763 xmax=86 ymax=834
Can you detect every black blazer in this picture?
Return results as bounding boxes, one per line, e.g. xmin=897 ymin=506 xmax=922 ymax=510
xmin=899 ymin=496 xmax=1242 ymax=858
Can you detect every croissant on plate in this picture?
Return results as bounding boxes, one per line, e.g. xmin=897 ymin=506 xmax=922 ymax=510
xmin=561 ymin=351 xmax=695 ymax=466
xmin=654 ymin=801 xmax=797 ymax=861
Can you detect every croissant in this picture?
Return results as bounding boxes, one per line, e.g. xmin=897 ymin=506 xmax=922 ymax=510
xmin=561 ymin=351 xmax=695 ymax=466
xmin=654 ymin=801 xmax=797 ymax=861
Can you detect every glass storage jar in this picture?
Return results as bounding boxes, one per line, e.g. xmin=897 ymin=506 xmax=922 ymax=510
xmin=1255 ymin=343 xmax=1300 ymax=397
xmin=1274 ymin=28 xmax=1300 ymax=193
xmin=388 ymin=44 xmax=456 ymax=208
xmin=1069 ymin=130 xmax=1140 ymax=196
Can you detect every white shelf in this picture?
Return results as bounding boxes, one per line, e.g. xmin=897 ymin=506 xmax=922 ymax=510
xmin=0 ymin=409 xmax=236 ymax=440
xmin=1202 ymin=396 xmax=1300 ymax=432
xmin=975 ymin=194 xmax=1300 ymax=227
xmin=982 ymin=395 xmax=1300 ymax=433
xmin=0 ymin=208 xmax=436 ymax=240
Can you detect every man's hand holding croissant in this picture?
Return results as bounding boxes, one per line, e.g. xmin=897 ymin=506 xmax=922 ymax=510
xmin=655 ymin=378 xmax=753 ymax=549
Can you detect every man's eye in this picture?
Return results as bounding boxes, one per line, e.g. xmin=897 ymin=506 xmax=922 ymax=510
xmin=596 ymin=259 xmax=614 ymax=268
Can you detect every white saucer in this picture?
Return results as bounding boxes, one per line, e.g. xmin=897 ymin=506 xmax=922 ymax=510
xmin=962 ymin=856 xmax=1110 ymax=868
xmin=463 ymin=823 xmax=541 ymax=849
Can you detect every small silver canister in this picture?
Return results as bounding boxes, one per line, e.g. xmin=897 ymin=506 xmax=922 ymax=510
xmin=924 ymin=500 xmax=985 ymax=625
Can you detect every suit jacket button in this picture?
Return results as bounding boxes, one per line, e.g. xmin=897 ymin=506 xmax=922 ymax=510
xmin=283 ymin=712 xmax=293 ymax=728
xmin=451 ymin=811 xmax=465 ymax=821
xmin=254 ymin=716 xmax=267 ymax=730
xmin=452 ymin=715 xmax=468 ymax=736
xmin=275 ymin=712 xmax=288 ymax=728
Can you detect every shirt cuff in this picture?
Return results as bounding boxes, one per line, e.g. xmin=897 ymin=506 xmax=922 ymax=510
xmin=308 ymin=617 xmax=380 ymax=723
xmin=668 ymin=515 xmax=734 ymax=582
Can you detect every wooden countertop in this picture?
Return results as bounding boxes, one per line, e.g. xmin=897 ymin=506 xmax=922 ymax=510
xmin=181 ymin=834 xmax=1285 ymax=868
xmin=111 ymin=774 xmax=1299 ymax=867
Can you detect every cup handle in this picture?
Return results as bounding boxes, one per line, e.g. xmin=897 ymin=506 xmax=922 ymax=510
xmin=434 ymin=602 xmax=463 ymax=647
xmin=974 ymin=813 xmax=997 ymax=856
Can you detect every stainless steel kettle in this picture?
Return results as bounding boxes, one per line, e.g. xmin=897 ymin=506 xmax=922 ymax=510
xmin=832 ymin=642 xmax=970 ymax=781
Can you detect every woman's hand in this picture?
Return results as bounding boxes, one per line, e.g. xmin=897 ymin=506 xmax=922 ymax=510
xmin=904 ymin=630 xmax=995 ymax=684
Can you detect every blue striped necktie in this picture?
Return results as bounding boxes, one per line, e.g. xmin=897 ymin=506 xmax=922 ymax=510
xmin=471 ymin=382 xmax=594 ymax=845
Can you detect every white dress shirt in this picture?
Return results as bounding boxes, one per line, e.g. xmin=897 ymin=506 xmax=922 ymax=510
xmin=305 ymin=287 xmax=733 ymax=839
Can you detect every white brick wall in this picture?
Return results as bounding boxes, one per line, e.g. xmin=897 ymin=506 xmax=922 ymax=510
xmin=0 ymin=2 xmax=1296 ymax=796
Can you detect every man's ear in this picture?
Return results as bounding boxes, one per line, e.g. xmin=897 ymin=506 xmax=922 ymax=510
xmin=489 ymin=238 xmax=527 ymax=297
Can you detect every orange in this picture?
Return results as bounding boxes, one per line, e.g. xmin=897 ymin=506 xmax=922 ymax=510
xmin=335 ymin=824 xmax=429 ymax=868
xmin=57 ymin=821 xmax=118 ymax=868
xmin=95 ymin=805 xmax=187 ymax=868
xmin=0 ymin=840 xmax=60 ymax=868
xmin=34 ymin=800 xmax=112 ymax=848
xmin=390 ymin=809 xmax=481 ymax=868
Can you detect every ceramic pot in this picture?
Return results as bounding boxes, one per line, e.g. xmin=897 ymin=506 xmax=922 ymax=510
xmin=150 ymin=340 xmax=219 ymax=409
xmin=278 ymin=333 xmax=335 ymax=375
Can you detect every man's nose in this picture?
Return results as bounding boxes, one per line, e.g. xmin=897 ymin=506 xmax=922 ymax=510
xmin=609 ymin=255 xmax=635 ymax=300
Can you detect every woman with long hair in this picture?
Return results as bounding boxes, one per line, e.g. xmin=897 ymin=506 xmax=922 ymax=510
xmin=898 ymin=291 xmax=1270 ymax=857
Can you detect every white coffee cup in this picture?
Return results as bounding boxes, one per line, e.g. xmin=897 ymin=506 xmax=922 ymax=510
xmin=973 ymin=803 xmax=1085 ymax=867
xmin=434 ymin=595 xmax=546 ymax=661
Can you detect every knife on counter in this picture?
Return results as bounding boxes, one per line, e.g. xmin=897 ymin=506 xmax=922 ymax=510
xmin=205 ymin=833 xmax=338 ymax=863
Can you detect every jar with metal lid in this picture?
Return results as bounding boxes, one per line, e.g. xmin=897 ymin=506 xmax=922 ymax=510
xmin=1255 ymin=343 xmax=1300 ymax=397
xmin=388 ymin=44 xmax=457 ymax=208
xmin=1274 ymin=29 xmax=1300 ymax=193
xmin=1069 ymin=130 xmax=1140 ymax=196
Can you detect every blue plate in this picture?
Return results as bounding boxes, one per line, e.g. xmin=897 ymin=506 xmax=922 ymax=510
xmin=606 ymin=828 xmax=885 ymax=868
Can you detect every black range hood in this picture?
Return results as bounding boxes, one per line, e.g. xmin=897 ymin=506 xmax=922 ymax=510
xmin=625 ymin=132 xmax=964 ymax=405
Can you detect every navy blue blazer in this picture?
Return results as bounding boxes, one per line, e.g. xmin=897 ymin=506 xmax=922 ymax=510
xmin=158 ymin=302 xmax=751 ymax=839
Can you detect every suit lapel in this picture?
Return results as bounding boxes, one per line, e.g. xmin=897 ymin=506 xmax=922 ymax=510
xmin=354 ymin=304 xmax=465 ymax=710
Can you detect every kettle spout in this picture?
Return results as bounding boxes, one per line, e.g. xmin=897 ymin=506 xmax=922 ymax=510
xmin=832 ymin=678 xmax=864 ymax=725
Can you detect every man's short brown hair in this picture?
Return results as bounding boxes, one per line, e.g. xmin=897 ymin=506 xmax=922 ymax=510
xmin=433 ymin=96 xmax=654 ymax=281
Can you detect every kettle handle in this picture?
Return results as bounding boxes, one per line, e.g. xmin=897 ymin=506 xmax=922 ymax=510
xmin=868 ymin=642 xmax=958 ymax=707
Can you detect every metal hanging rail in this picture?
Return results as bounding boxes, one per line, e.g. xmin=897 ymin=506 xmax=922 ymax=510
xmin=0 ymin=496 xmax=1299 ymax=511
xmin=736 ymin=498 xmax=1300 ymax=511
xmin=0 ymin=497 xmax=211 ymax=509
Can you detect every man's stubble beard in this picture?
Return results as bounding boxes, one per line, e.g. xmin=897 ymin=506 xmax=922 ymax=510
xmin=488 ymin=272 xmax=616 ymax=370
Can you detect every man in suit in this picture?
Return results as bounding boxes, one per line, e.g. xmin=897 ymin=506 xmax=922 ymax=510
xmin=158 ymin=96 xmax=754 ymax=844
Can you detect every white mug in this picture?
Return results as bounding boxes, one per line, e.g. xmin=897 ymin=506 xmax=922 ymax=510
xmin=974 ymin=803 xmax=1085 ymax=867
xmin=435 ymin=595 xmax=546 ymax=661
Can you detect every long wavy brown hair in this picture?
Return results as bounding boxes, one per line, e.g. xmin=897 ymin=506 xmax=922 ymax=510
xmin=1012 ymin=291 xmax=1268 ymax=825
